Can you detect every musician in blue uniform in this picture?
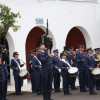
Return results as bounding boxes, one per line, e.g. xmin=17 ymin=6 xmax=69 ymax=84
xmin=10 ymin=52 xmax=25 ymax=95
xmin=2 ymin=47 xmax=9 ymax=63
xmin=37 ymin=43 xmax=53 ymax=100
xmin=76 ymin=45 xmax=87 ymax=92
xmin=35 ymin=48 xmax=40 ymax=55
xmin=27 ymin=50 xmax=36 ymax=93
xmin=84 ymin=48 xmax=97 ymax=95
xmin=66 ymin=47 xmax=77 ymax=90
xmin=3 ymin=61 xmax=9 ymax=100
xmin=59 ymin=53 xmax=71 ymax=95
xmin=94 ymin=48 xmax=100 ymax=90
xmin=0 ymin=57 xmax=5 ymax=100
xmin=32 ymin=49 xmax=42 ymax=95
xmin=84 ymin=49 xmax=89 ymax=88
xmin=51 ymin=49 xmax=61 ymax=92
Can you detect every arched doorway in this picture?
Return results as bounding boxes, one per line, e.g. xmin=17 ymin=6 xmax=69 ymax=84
xmin=66 ymin=26 xmax=92 ymax=50
xmin=25 ymin=26 xmax=56 ymax=79
xmin=6 ymin=33 xmax=15 ymax=85
xmin=0 ymin=33 xmax=15 ymax=85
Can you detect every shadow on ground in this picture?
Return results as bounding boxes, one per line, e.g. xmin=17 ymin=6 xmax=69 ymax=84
xmin=7 ymin=88 xmax=100 ymax=100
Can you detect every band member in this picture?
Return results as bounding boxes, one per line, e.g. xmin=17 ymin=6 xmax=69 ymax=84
xmin=94 ymin=48 xmax=100 ymax=90
xmin=59 ymin=53 xmax=71 ymax=95
xmin=27 ymin=50 xmax=36 ymax=93
xmin=3 ymin=61 xmax=9 ymax=100
xmin=0 ymin=57 xmax=5 ymax=100
xmin=51 ymin=49 xmax=61 ymax=92
xmin=37 ymin=43 xmax=53 ymax=100
xmin=64 ymin=50 xmax=69 ymax=56
xmin=32 ymin=49 xmax=42 ymax=95
xmin=84 ymin=48 xmax=97 ymax=95
xmin=2 ymin=47 xmax=9 ymax=63
xmin=66 ymin=47 xmax=77 ymax=90
xmin=35 ymin=48 xmax=40 ymax=55
xmin=10 ymin=52 xmax=25 ymax=95
xmin=76 ymin=45 xmax=87 ymax=92
xmin=84 ymin=49 xmax=89 ymax=88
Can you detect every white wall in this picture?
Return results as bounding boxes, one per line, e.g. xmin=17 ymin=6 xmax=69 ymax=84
xmin=0 ymin=0 xmax=100 ymax=85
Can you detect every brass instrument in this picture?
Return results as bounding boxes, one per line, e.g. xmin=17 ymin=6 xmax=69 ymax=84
xmin=92 ymin=54 xmax=100 ymax=67
xmin=93 ymin=54 xmax=100 ymax=62
xmin=50 ymin=55 xmax=53 ymax=57
xmin=95 ymin=54 xmax=100 ymax=62
xmin=67 ymin=51 xmax=76 ymax=55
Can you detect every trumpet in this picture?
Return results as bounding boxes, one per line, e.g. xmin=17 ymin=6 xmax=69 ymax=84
xmin=68 ymin=51 xmax=76 ymax=55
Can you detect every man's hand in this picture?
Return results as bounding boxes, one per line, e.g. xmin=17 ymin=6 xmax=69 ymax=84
xmin=97 ymin=64 xmax=100 ymax=67
xmin=23 ymin=62 xmax=26 ymax=65
xmin=3 ymin=61 xmax=6 ymax=64
xmin=55 ymin=66 xmax=59 ymax=69
xmin=73 ymin=51 xmax=76 ymax=56
xmin=46 ymin=35 xmax=51 ymax=38
xmin=89 ymin=68 xmax=94 ymax=70
xmin=39 ymin=66 xmax=42 ymax=69
xmin=82 ymin=59 xmax=84 ymax=62
xmin=67 ymin=67 xmax=70 ymax=70
xmin=48 ymin=49 xmax=51 ymax=56
xmin=71 ymin=60 xmax=73 ymax=65
xmin=16 ymin=67 xmax=19 ymax=71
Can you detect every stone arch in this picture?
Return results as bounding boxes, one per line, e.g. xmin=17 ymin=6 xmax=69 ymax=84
xmin=6 ymin=33 xmax=15 ymax=85
xmin=25 ymin=26 xmax=56 ymax=79
xmin=66 ymin=26 xmax=92 ymax=50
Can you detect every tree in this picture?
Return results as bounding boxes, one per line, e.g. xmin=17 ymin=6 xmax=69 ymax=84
xmin=0 ymin=3 xmax=21 ymax=45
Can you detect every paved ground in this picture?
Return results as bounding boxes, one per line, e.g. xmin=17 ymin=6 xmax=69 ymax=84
xmin=7 ymin=88 xmax=100 ymax=100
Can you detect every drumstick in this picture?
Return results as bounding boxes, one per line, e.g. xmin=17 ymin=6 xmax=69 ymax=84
xmin=20 ymin=59 xmax=26 ymax=65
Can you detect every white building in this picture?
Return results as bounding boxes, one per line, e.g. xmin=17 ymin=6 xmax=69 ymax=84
xmin=0 ymin=0 xmax=100 ymax=86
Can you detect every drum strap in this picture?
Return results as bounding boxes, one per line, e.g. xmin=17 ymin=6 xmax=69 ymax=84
xmin=61 ymin=59 xmax=72 ymax=67
xmin=13 ymin=58 xmax=21 ymax=71
xmin=34 ymin=56 xmax=42 ymax=65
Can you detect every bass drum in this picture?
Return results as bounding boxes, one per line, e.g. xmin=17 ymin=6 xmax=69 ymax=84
xmin=92 ymin=67 xmax=100 ymax=79
xmin=19 ymin=69 xmax=30 ymax=79
xmin=68 ymin=67 xmax=78 ymax=77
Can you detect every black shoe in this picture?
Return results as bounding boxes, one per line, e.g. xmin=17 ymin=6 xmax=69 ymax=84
xmin=32 ymin=91 xmax=35 ymax=93
xmin=64 ymin=92 xmax=72 ymax=95
xmin=58 ymin=90 xmax=62 ymax=92
xmin=71 ymin=87 xmax=77 ymax=90
xmin=16 ymin=93 xmax=22 ymax=95
xmin=55 ymin=90 xmax=62 ymax=92
xmin=90 ymin=92 xmax=98 ymax=95
xmin=84 ymin=90 xmax=88 ymax=92
xmin=48 ymin=99 xmax=54 ymax=100
xmin=97 ymin=88 xmax=100 ymax=90
xmin=80 ymin=90 xmax=88 ymax=92
xmin=37 ymin=93 xmax=42 ymax=95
